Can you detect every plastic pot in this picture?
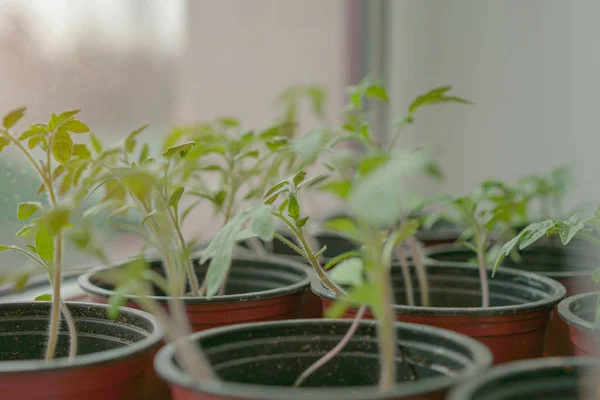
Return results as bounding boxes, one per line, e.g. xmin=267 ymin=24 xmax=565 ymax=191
xmin=425 ymin=243 xmax=598 ymax=357
xmin=313 ymin=262 xmax=565 ymax=364
xmin=154 ymin=319 xmax=492 ymax=400
xmin=447 ymin=357 xmax=600 ymax=399
xmin=79 ymin=255 xmax=310 ymax=332
xmin=557 ymin=292 xmax=600 ymax=356
xmin=240 ymin=232 xmax=359 ymax=318
xmin=414 ymin=220 xmax=462 ymax=248
xmin=0 ymin=302 xmax=164 ymax=400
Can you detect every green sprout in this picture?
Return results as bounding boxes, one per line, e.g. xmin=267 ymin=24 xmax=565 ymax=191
xmin=0 ymin=108 xmax=95 ymax=361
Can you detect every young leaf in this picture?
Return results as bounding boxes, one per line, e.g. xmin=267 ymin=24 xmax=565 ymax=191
xmin=139 ymin=143 xmax=149 ymax=163
xmin=296 ymin=216 xmax=309 ymax=227
xmin=287 ymin=192 xmax=300 ymax=220
xmin=169 ymin=186 xmax=185 ymax=208
xmin=62 ymin=119 xmax=89 ymax=133
xmin=35 ymin=227 xmax=54 ymax=262
xmin=108 ymin=287 xmax=128 ymax=320
xmin=250 ymin=204 xmax=275 ymax=241
xmin=44 ymin=208 xmax=71 ymax=235
xmin=163 ymin=141 xmax=195 ymax=158
xmin=3 ymin=107 xmax=25 ymax=129
xmin=290 ymin=130 xmax=326 ymax=165
xmin=140 ymin=211 xmax=158 ymax=226
xmin=17 ymin=202 xmax=42 ymax=221
xmin=51 ymin=130 xmax=74 ymax=165
xmin=73 ymin=144 xmax=91 ymax=159
xmin=34 ymin=294 xmax=52 ymax=301
xmin=0 ymin=137 xmax=10 ymax=153
xmin=592 ymin=268 xmax=600 ymax=283
xmin=324 ymin=217 xmax=358 ymax=240
xmin=90 ymin=133 xmax=103 ymax=154
xmin=125 ymin=125 xmax=148 ymax=153
xmin=365 ymin=84 xmax=389 ymax=102
xmin=329 ymin=257 xmax=365 ymax=287
xmin=319 ymin=180 xmax=352 ymax=199
xmin=292 ymin=170 xmax=307 ymax=187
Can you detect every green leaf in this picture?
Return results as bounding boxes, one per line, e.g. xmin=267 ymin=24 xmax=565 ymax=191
xmin=15 ymin=225 xmax=33 ymax=238
xmin=125 ymin=125 xmax=148 ymax=153
xmin=325 ymin=282 xmax=381 ymax=318
xmin=329 ymin=257 xmax=364 ymax=287
xmin=3 ymin=107 xmax=25 ymax=129
xmin=319 ymin=180 xmax=351 ymax=199
xmin=44 ymin=208 xmax=71 ymax=235
xmin=108 ymin=288 xmax=128 ymax=320
xmin=365 ymin=84 xmax=389 ymax=102
xmin=324 ymin=251 xmax=362 ymax=270
xmin=14 ymin=271 xmax=30 ymax=292
xmin=250 ymin=204 xmax=275 ymax=241
xmin=62 ymin=119 xmax=89 ymax=133
xmin=592 ymin=268 xmax=600 ymax=283
xmin=290 ymin=130 xmax=326 ymax=165
xmin=287 ymin=192 xmax=300 ymax=220
xmin=558 ymin=214 xmax=586 ymax=245
xmin=51 ymin=130 xmax=73 ymax=165
xmin=324 ymin=217 xmax=358 ymax=239
xmin=139 ymin=143 xmax=149 ymax=163
xmin=163 ymin=141 xmax=195 ymax=158
xmin=234 ymin=150 xmax=259 ymax=161
xmin=0 ymin=136 xmax=10 ymax=153
xmin=169 ymin=186 xmax=185 ymax=208
xmin=119 ymin=169 xmax=157 ymax=202
xmin=35 ymin=227 xmax=54 ymax=262
xmin=357 ymin=154 xmax=389 ymax=176
xmin=17 ymin=202 xmax=42 ymax=221
xmin=292 ymin=170 xmax=307 ymax=187
xmin=0 ymin=245 xmax=9 ymax=252
xmin=214 ymin=190 xmax=227 ymax=207
xmin=296 ymin=216 xmax=309 ymax=228
xmin=297 ymin=174 xmax=328 ymax=191
xmin=519 ymin=220 xmax=559 ymax=249
xmin=265 ymin=137 xmax=288 ymax=151
xmin=408 ymin=86 xmax=470 ymax=115
xmin=34 ymin=294 xmax=52 ymax=301
xmin=27 ymin=135 xmax=41 ymax=150
xmin=264 ymin=179 xmax=289 ymax=199
xmin=90 ymin=133 xmax=103 ymax=154
xmin=73 ymin=144 xmax=91 ymax=159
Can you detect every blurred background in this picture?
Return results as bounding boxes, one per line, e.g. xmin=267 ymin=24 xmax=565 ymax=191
xmin=0 ymin=0 xmax=595 ymax=272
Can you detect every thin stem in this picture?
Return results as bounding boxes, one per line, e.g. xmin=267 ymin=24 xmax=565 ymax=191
xmin=294 ymin=305 xmax=366 ymax=387
xmin=394 ymin=244 xmax=414 ymax=306
xmin=247 ymin=236 xmax=268 ymax=258
xmin=45 ymin=234 xmax=63 ymax=361
xmin=407 ymin=236 xmax=429 ymax=307
xmin=167 ymin=208 xmax=200 ymax=296
xmin=59 ymin=301 xmax=77 ymax=360
xmin=276 ymin=213 xmax=345 ymax=297
xmin=475 ymin=231 xmax=490 ymax=308
xmin=136 ymin=296 xmax=216 ymax=383
xmin=376 ymin=262 xmax=397 ymax=391
xmin=273 ymin=232 xmax=308 ymax=258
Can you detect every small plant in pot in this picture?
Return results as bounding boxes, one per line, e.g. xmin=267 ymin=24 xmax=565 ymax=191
xmin=153 ymin=144 xmax=492 ymax=400
xmin=494 ymin=209 xmax=600 ymax=356
xmin=76 ymin=124 xmax=312 ymax=331
xmin=0 ymin=108 xmax=164 ymax=400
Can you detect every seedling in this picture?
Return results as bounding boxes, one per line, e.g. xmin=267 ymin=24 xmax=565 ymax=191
xmin=0 ymin=108 xmax=94 ymax=361
xmin=494 ymin=210 xmax=600 ymax=325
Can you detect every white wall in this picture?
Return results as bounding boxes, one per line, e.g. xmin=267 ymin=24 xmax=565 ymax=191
xmin=388 ymin=0 xmax=598 ymax=211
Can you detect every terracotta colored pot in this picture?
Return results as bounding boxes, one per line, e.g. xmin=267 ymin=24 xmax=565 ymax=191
xmin=154 ymin=319 xmax=492 ymax=400
xmin=78 ymin=256 xmax=310 ymax=332
xmin=313 ymin=263 xmax=565 ymax=365
xmin=425 ymin=243 xmax=598 ymax=357
xmin=447 ymin=356 xmax=600 ymax=399
xmin=0 ymin=302 xmax=164 ymax=400
xmin=557 ymin=292 xmax=600 ymax=356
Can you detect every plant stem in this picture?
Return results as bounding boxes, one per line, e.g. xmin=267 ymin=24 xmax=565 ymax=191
xmin=475 ymin=231 xmax=490 ymax=308
xmin=277 ymin=213 xmax=345 ymax=297
xmin=376 ymin=264 xmax=397 ymax=391
xmin=45 ymin=234 xmax=63 ymax=361
xmin=59 ymin=300 xmax=77 ymax=360
xmin=294 ymin=305 xmax=366 ymax=387
xmin=167 ymin=208 xmax=200 ymax=296
xmin=394 ymin=244 xmax=414 ymax=306
xmin=407 ymin=236 xmax=429 ymax=307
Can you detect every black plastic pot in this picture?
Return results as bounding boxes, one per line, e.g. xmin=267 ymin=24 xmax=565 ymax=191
xmin=557 ymin=292 xmax=600 ymax=356
xmin=155 ymin=319 xmax=492 ymax=400
xmin=240 ymin=232 xmax=358 ymax=261
xmin=424 ymin=243 xmax=599 ymax=295
xmin=447 ymin=357 xmax=600 ymax=399
xmin=0 ymin=302 xmax=164 ymax=400
xmin=79 ymin=255 xmax=311 ymax=332
xmin=312 ymin=262 xmax=565 ymax=364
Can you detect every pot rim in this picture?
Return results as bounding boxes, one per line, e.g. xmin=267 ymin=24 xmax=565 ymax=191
xmin=424 ymin=243 xmax=597 ymax=279
xmin=78 ymin=255 xmax=311 ymax=304
xmin=557 ymin=291 xmax=600 ymax=332
xmin=0 ymin=301 xmax=163 ymax=374
xmin=312 ymin=262 xmax=566 ymax=316
xmin=446 ymin=356 xmax=600 ymax=399
xmin=154 ymin=318 xmax=492 ymax=400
